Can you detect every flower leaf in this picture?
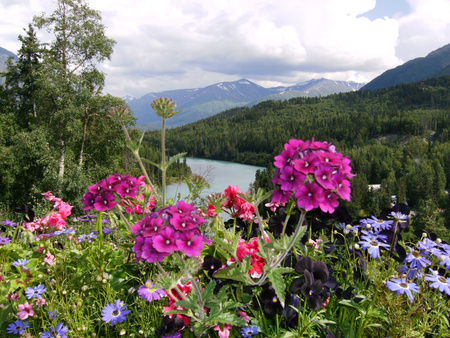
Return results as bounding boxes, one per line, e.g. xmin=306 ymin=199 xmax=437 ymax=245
xmin=173 ymin=299 xmax=199 ymax=310
xmin=267 ymin=269 xmax=286 ymax=308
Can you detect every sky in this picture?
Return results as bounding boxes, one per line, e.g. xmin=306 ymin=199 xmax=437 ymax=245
xmin=1 ymin=0 xmax=449 ymax=98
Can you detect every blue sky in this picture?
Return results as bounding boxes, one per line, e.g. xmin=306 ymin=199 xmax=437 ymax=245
xmin=1 ymin=0 xmax=449 ymax=97
xmin=363 ymin=0 xmax=410 ymax=20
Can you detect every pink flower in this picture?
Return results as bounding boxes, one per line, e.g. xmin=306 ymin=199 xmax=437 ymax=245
xmin=35 ymin=246 xmax=45 ymax=254
xmin=46 ymin=213 xmax=66 ymax=230
xmin=23 ymin=220 xmax=42 ymax=232
xmin=175 ymin=231 xmax=204 ymax=257
xmin=44 ymin=253 xmax=55 ymax=266
xmin=17 ymin=302 xmax=34 ymax=320
xmin=152 ymin=227 xmax=178 ymax=254
xmin=35 ymin=298 xmax=46 ymax=307
xmin=58 ymin=202 xmax=73 ymax=219
xmin=274 ymin=144 xmax=298 ymax=169
xmin=214 ymin=324 xmax=232 ymax=338
xmin=271 ymin=138 xmax=354 ymax=213
xmin=336 ymin=179 xmax=351 ymax=201
xmin=81 ymin=192 xmax=97 ymax=211
xmin=170 ymin=214 xmax=198 ymax=231
xmin=308 ymin=238 xmax=323 ymax=250
xmin=207 ymin=204 xmax=217 ymax=217
xmin=295 ymin=181 xmax=325 ymax=211
xmin=7 ymin=293 xmax=20 ymax=301
xmin=314 ymin=164 xmax=336 ymax=190
xmin=320 ymin=191 xmax=340 ymax=214
xmin=94 ymin=191 xmax=117 ymax=211
xmin=238 ymin=311 xmax=250 ymax=322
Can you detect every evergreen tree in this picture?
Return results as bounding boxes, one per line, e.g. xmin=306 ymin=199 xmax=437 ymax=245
xmin=2 ymin=24 xmax=43 ymax=129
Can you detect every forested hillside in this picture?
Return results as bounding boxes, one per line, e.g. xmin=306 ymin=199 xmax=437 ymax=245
xmin=144 ymin=76 xmax=450 ymax=233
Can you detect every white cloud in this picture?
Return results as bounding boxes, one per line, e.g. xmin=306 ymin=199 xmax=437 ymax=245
xmin=1 ymin=0 xmax=449 ymax=97
xmin=396 ymin=0 xmax=450 ymax=60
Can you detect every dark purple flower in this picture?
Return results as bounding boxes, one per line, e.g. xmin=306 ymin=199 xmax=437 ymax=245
xmin=259 ymin=286 xmax=283 ymax=316
xmin=290 ymin=270 xmax=324 ymax=311
xmin=202 ymin=255 xmax=223 ymax=277
xmin=157 ymin=315 xmax=185 ymax=337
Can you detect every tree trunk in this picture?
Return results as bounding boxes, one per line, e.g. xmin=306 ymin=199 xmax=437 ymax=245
xmin=79 ymin=107 xmax=89 ymax=167
xmin=58 ymin=135 xmax=65 ymax=180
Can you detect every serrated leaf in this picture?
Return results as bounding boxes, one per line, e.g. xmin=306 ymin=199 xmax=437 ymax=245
xmin=141 ymin=157 xmax=163 ymax=170
xmin=263 ymin=240 xmax=286 ymax=251
xmin=206 ymin=312 xmax=247 ymax=327
xmin=290 ymin=225 xmax=307 ymax=247
xmin=267 ymin=269 xmax=286 ymax=307
xmin=202 ymin=280 xmax=216 ymax=302
xmin=214 ymin=267 xmax=249 ymax=284
xmin=174 ymin=300 xmax=199 ymax=310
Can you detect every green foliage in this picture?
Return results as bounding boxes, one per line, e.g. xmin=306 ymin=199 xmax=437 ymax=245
xmin=0 ymin=0 xmax=164 ymax=213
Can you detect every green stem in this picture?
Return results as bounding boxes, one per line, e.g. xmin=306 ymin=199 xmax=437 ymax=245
xmin=120 ymin=121 xmax=161 ymax=204
xmin=115 ymin=206 xmax=132 ymax=230
xmin=96 ymin=211 xmax=103 ymax=245
xmin=161 ymin=118 xmax=166 ymax=206
xmin=11 ymin=226 xmax=22 ymax=245
xmin=388 ymin=220 xmax=399 ymax=257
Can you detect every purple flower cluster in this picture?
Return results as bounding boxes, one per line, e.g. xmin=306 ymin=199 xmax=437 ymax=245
xmin=271 ymin=138 xmax=354 ymax=213
xmin=81 ymin=173 xmax=146 ymax=212
xmin=131 ymin=200 xmax=211 ymax=262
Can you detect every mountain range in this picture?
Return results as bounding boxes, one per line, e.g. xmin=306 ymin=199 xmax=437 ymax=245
xmin=362 ymin=43 xmax=450 ymax=91
xmin=125 ymin=78 xmax=365 ymax=128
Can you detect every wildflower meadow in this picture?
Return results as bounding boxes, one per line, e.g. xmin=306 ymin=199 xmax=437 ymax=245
xmin=1 ymin=98 xmax=450 ymax=338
